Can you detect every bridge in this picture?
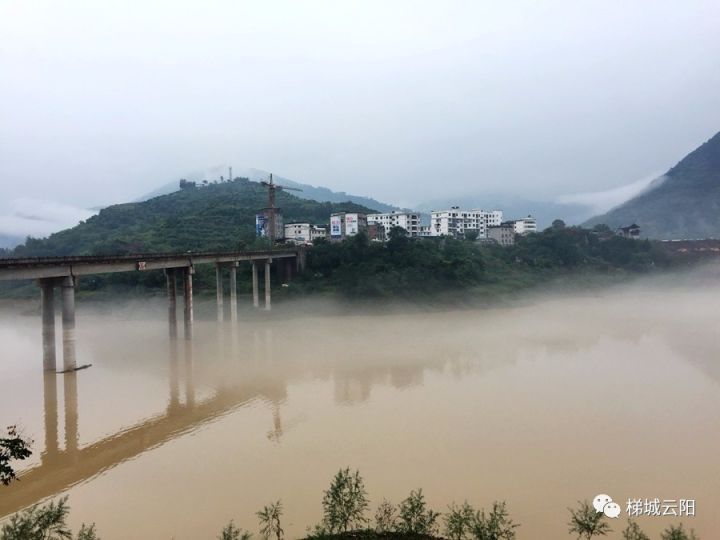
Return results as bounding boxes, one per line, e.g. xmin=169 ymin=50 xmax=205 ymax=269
xmin=0 ymin=247 xmax=306 ymax=373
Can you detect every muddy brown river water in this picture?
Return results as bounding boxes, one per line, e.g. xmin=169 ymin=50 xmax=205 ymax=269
xmin=1 ymin=279 xmax=718 ymax=539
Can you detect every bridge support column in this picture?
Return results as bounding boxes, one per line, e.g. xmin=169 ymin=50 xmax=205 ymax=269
xmin=215 ymin=264 xmax=224 ymax=323
xmin=168 ymin=339 xmax=180 ymax=412
xmin=252 ymin=261 xmax=259 ymax=308
xmin=61 ymin=276 xmax=76 ymax=372
xmin=40 ymin=279 xmax=56 ymax=372
xmin=296 ymin=246 xmax=307 ymax=273
xmin=183 ymin=266 xmax=194 ymax=340
xmin=166 ymin=269 xmax=177 ymax=339
xmin=265 ymin=259 xmax=272 ymax=311
xmin=229 ymin=263 xmax=238 ymax=323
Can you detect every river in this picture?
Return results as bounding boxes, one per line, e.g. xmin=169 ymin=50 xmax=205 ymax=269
xmin=1 ymin=276 xmax=718 ymax=539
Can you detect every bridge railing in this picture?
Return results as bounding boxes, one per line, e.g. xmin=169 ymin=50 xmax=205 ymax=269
xmin=0 ymin=247 xmax=300 ymax=267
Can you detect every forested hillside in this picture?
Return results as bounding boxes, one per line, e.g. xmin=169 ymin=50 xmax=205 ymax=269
xmin=5 ymin=178 xmax=376 ymax=257
xmin=586 ymin=131 xmax=720 ymax=239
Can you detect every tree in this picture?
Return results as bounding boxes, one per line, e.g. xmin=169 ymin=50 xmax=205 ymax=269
xmin=218 ymin=521 xmax=252 ymax=540
xmin=661 ymin=524 xmax=699 ymax=540
xmin=1 ymin=425 xmax=32 ymax=486
xmin=75 ymin=525 xmax=100 ymax=540
xmin=552 ymin=219 xmax=567 ymax=230
xmin=444 ymin=502 xmax=476 ymax=540
xmin=568 ymin=501 xmax=611 ymax=539
xmin=1 ymin=497 xmax=72 ymax=540
xmin=374 ymin=499 xmax=398 ymax=534
xmin=592 ymin=224 xmax=611 ymax=233
xmin=1 ymin=497 xmax=99 ymax=540
xmin=397 ymin=489 xmax=440 ymax=535
xmin=472 ymin=501 xmax=518 ymax=540
xmin=257 ymin=501 xmax=284 ymax=540
xmin=622 ymin=520 xmax=649 ymax=540
xmin=465 ymin=230 xmax=480 ymax=241
xmin=321 ymin=468 xmax=369 ymax=533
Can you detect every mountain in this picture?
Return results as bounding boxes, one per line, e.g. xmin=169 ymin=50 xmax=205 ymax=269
xmin=10 ymin=178 xmax=377 ymax=257
xmin=585 ymin=131 xmax=720 ymax=239
xmin=0 ymin=234 xmax=24 ymax=250
xmin=138 ymin=166 xmax=401 ymax=213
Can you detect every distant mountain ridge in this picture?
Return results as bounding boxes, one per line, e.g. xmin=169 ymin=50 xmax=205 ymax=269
xmin=585 ymin=131 xmax=720 ymax=239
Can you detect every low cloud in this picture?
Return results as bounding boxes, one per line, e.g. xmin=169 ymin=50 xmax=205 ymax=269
xmin=556 ymin=173 xmax=664 ymax=214
xmin=0 ymin=198 xmax=96 ymax=239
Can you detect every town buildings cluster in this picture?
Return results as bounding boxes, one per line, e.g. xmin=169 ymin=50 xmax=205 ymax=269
xmin=258 ymin=208 xmax=642 ymax=246
xmin=257 ymin=206 xmax=539 ymax=246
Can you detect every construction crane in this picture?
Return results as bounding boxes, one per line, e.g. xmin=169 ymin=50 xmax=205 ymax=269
xmin=260 ymin=174 xmax=302 ymax=244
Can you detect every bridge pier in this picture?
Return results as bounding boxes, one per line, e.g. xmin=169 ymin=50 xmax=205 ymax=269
xmin=183 ymin=266 xmax=194 ymax=340
xmin=252 ymin=261 xmax=260 ymax=308
xmin=166 ymin=269 xmax=178 ymax=339
xmin=40 ymin=279 xmax=56 ymax=371
xmin=215 ymin=264 xmax=224 ymax=323
xmin=229 ymin=263 xmax=238 ymax=323
xmin=265 ymin=259 xmax=272 ymax=311
xmin=61 ymin=277 xmax=77 ymax=372
xmin=296 ymin=246 xmax=307 ymax=273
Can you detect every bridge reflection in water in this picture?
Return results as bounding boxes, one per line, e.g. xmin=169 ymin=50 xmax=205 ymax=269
xmin=0 ymin=328 xmax=289 ymax=519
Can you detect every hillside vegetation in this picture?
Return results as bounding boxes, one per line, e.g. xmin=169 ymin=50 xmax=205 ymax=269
xmin=5 ymin=178 xmax=375 ymax=258
xmin=586 ymin=131 xmax=720 ymax=239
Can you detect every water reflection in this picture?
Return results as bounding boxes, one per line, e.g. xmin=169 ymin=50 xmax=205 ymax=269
xmin=0 ymin=331 xmax=292 ymax=518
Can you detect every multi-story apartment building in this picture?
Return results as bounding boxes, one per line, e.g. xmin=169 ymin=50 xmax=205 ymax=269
xmin=284 ymin=223 xmax=327 ymax=244
xmin=367 ymin=211 xmax=422 ymax=237
xmin=329 ymin=212 xmax=367 ymax=241
xmin=487 ymin=224 xmax=515 ymax=246
xmin=418 ymin=225 xmax=432 ymax=238
xmin=429 ymin=207 xmax=504 ymax=239
xmin=504 ymin=216 xmax=537 ymax=235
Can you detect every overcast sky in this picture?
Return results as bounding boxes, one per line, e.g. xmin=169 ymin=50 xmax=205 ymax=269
xmin=1 ymin=0 xmax=719 ymax=234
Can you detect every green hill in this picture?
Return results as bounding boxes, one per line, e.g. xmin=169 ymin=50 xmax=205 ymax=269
xmin=8 ymin=178 xmax=377 ymax=257
xmin=585 ymin=131 xmax=720 ymax=239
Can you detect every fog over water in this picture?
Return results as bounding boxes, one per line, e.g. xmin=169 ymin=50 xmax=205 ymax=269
xmin=1 ymin=269 xmax=719 ymax=539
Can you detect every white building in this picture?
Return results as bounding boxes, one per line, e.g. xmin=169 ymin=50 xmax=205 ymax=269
xmin=284 ymin=223 xmax=327 ymax=244
xmin=429 ymin=207 xmax=504 ymax=239
xmin=367 ymin=211 xmax=422 ymax=237
xmin=330 ymin=212 xmax=367 ymax=241
xmin=504 ymin=216 xmax=537 ymax=235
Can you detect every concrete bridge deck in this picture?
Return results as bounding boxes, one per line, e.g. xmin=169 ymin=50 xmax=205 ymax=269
xmin=0 ymin=248 xmax=300 ymax=281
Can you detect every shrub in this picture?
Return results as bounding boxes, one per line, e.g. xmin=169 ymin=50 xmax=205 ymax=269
xmin=0 ymin=425 xmax=32 ymax=486
xmin=1 ymin=497 xmax=72 ymax=540
xmin=622 ymin=520 xmax=649 ymax=540
xmin=374 ymin=499 xmax=398 ymax=533
xmin=321 ymin=468 xmax=370 ymax=533
xmin=257 ymin=501 xmax=284 ymax=540
xmin=661 ymin=524 xmax=699 ymax=540
xmin=76 ymin=524 xmax=100 ymax=540
xmin=218 ymin=521 xmax=252 ymax=540
xmin=397 ymin=489 xmax=440 ymax=535
xmin=444 ymin=502 xmax=476 ymax=540
xmin=472 ymin=501 xmax=518 ymax=540
xmin=568 ymin=500 xmax=611 ymax=539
